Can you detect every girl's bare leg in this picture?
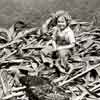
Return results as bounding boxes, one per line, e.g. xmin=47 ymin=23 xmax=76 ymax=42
xmin=59 ymin=49 xmax=74 ymax=74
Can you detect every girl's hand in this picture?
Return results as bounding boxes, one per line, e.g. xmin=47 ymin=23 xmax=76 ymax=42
xmin=56 ymin=46 xmax=64 ymax=51
xmin=53 ymin=47 xmax=57 ymax=51
xmin=56 ymin=47 xmax=61 ymax=51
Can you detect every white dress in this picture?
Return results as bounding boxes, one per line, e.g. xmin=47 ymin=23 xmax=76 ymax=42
xmin=53 ymin=26 xmax=75 ymax=58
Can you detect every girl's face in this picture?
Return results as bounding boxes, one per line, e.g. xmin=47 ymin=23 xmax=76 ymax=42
xmin=57 ymin=16 xmax=67 ymax=30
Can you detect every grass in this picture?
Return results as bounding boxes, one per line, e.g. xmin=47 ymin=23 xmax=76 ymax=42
xmin=0 ymin=0 xmax=100 ymax=28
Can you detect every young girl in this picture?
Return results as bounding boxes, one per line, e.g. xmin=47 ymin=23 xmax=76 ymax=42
xmin=52 ymin=15 xmax=75 ymax=73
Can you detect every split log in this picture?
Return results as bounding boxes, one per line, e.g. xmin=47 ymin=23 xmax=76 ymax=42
xmin=59 ymin=63 xmax=100 ymax=86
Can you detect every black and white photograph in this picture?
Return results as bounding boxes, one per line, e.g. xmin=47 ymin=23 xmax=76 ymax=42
xmin=0 ymin=0 xmax=100 ymax=100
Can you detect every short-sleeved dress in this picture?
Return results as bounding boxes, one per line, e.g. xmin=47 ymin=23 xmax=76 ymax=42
xmin=53 ymin=26 xmax=75 ymax=58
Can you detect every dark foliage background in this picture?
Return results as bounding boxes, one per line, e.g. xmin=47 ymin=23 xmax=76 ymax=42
xmin=0 ymin=0 xmax=100 ymax=28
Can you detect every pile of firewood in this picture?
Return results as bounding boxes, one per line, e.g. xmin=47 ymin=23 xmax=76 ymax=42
xmin=0 ymin=14 xmax=100 ymax=100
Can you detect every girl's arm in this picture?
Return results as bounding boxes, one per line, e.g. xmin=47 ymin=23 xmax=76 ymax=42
xmin=56 ymin=42 xmax=75 ymax=50
xmin=42 ymin=17 xmax=53 ymax=33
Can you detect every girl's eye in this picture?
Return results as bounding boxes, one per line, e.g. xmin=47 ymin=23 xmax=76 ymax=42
xmin=59 ymin=21 xmax=63 ymax=22
xmin=58 ymin=22 xmax=63 ymax=24
xmin=58 ymin=21 xmax=61 ymax=23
